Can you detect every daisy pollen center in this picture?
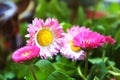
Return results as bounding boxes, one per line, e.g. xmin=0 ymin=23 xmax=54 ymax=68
xmin=37 ymin=29 xmax=53 ymax=46
xmin=22 ymin=52 xmax=29 ymax=57
xmin=70 ymin=41 xmax=81 ymax=52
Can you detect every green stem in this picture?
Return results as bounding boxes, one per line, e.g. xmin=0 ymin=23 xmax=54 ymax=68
xmin=30 ymin=64 xmax=37 ymax=80
xmin=102 ymin=44 xmax=107 ymax=62
xmin=77 ymin=66 xmax=87 ymax=80
xmin=102 ymin=49 xmax=106 ymax=62
xmin=84 ymin=51 xmax=89 ymax=77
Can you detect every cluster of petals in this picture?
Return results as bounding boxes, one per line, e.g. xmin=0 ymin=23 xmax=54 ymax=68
xmin=12 ymin=46 xmax=40 ymax=63
xmin=105 ymin=36 xmax=116 ymax=44
xmin=60 ymin=26 xmax=90 ymax=60
xmin=73 ymin=29 xmax=115 ymax=49
xmin=25 ymin=18 xmax=64 ymax=59
xmin=73 ymin=31 xmax=106 ymax=49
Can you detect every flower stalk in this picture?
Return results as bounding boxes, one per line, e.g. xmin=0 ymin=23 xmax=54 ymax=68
xmin=102 ymin=49 xmax=106 ymax=62
xmin=84 ymin=51 xmax=89 ymax=77
xmin=77 ymin=66 xmax=86 ymax=80
xmin=30 ymin=64 xmax=37 ymax=80
xmin=102 ymin=43 xmax=107 ymax=62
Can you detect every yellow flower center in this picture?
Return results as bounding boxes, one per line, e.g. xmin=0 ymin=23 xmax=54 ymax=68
xmin=70 ymin=41 xmax=81 ymax=52
xmin=37 ymin=29 xmax=53 ymax=46
xmin=22 ymin=52 xmax=29 ymax=57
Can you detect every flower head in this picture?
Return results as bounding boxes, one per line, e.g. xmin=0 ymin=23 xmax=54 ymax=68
xmin=73 ymin=31 xmax=106 ymax=49
xmin=60 ymin=26 xmax=89 ymax=60
xmin=12 ymin=46 xmax=40 ymax=63
xmin=26 ymin=18 xmax=64 ymax=59
xmin=105 ymin=36 xmax=116 ymax=44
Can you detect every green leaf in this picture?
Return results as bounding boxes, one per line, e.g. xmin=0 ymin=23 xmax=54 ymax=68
xmin=108 ymin=71 xmax=120 ymax=76
xmin=111 ymin=66 xmax=120 ymax=80
xmin=35 ymin=59 xmax=55 ymax=70
xmin=47 ymin=71 xmax=73 ymax=80
xmin=25 ymin=59 xmax=55 ymax=80
xmin=88 ymin=57 xmax=108 ymax=64
xmin=4 ymin=72 xmax=15 ymax=79
xmin=53 ymin=62 xmax=76 ymax=76
xmin=93 ymin=76 xmax=100 ymax=80
xmin=87 ymin=62 xmax=108 ymax=80
xmin=25 ymin=65 xmax=40 ymax=80
xmin=111 ymin=66 xmax=120 ymax=73
xmin=35 ymin=59 xmax=55 ymax=80
xmin=107 ymin=60 xmax=115 ymax=67
xmin=55 ymin=55 xmax=72 ymax=63
xmin=10 ymin=63 xmax=28 ymax=79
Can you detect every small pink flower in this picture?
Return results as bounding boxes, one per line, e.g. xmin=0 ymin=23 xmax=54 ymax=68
xmin=12 ymin=46 xmax=40 ymax=63
xmin=73 ymin=31 xmax=106 ymax=49
xmin=105 ymin=36 xmax=116 ymax=44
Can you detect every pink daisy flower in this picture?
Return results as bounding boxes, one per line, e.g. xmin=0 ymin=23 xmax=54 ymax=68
xmin=105 ymin=36 xmax=116 ymax=44
xmin=73 ymin=31 xmax=106 ymax=49
xmin=60 ymin=26 xmax=90 ymax=60
xmin=12 ymin=46 xmax=40 ymax=63
xmin=25 ymin=18 xmax=64 ymax=59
